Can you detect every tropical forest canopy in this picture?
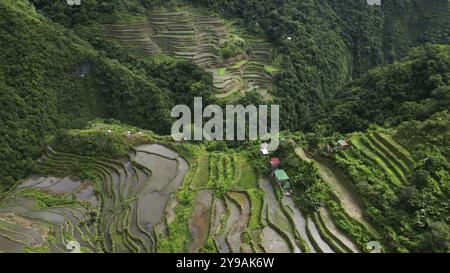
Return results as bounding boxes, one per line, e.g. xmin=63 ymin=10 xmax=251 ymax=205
xmin=0 ymin=0 xmax=449 ymax=253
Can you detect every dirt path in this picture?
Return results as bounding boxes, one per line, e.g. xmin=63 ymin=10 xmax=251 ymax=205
xmin=294 ymin=147 xmax=373 ymax=229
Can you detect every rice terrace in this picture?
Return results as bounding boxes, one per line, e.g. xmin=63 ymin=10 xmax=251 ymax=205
xmin=0 ymin=0 xmax=449 ymax=255
xmin=105 ymin=8 xmax=275 ymax=99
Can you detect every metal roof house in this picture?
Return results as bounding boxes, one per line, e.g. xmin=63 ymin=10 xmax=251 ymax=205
xmin=337 ymin=139 xmax=350 ymax=149
xmin=274 ymin=169 xmax=289 ymax=183
xmin=270 ymin=157 xmax=281 ymax=169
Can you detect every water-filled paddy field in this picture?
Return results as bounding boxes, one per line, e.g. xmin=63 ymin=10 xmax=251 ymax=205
xmin=0 ymin=139 xmax=367 ymax=253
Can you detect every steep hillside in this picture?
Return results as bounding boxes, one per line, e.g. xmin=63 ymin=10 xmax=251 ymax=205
xmin=323 ymin=45 xmax=450 ymax=133
xmin=0 ymin=121 xmax=372 ymax=253
xmin=327 ymin=0 xmax=450 ymax=76
xmin=0 ymin=0 xmax=212 ymax=189
xmin=105 ymin=9 xmax=276 ymax=99
xmin=0 ymin=0 xmax=448 ymax=254
xmin=325 ymin=112 xmax=449 ymax=252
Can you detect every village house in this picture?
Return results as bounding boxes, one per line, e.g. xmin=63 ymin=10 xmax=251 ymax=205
xmin=337 ymin=139 xmax=350 ymax=149
xmin=270 ymin=157 xmax=281 ymax=169
xmin=323 ymin=143 xmax=334 ymax=153
xmin=273 ymin=169 xmax=292 ymax=196
xmin=274 ymin=169 xmax=289 ymax=184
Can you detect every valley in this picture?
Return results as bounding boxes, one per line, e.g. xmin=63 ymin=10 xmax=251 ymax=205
xmin=0 ymin=0 xmax=448 ymax=254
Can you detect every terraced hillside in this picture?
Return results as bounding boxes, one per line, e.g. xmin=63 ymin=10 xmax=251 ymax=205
xmin=193 ymin=152 xmax=362 ymax=253
xmin=0 ymin=144 xmax=188 ymax=253
xmin=341 ymin=131 xmax=415 ymax=189
xmin=0 ymin=119 xmax=367 ymax=253
xmin=0 ymin=142 xmax=365 ymax=253
xmin=105 ymin=9 xmax=275 ymax=99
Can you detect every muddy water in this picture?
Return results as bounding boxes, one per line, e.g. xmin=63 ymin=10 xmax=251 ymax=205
xmin=259 ymin=178 xmax=300 ymax=253
xmin=29 ymin=177 xmax=61 ymax=188
xmin=319 ymin=208 xmax=359 ymax=253
xmin=46 ymin=177 xmax=81 ymax=194
xmin=134 ymin=152 xmax=178 ymax=192
xmin=129 ymin=201 xmax=154 ymax=252
xmin=282 ymin=196 xmax=316 ymax=253
xmin=307 ymin=217 xmax=334 ymax=253
xmin=162 ymin=158 xmax=189 ymax=194
xmin=132 ymin=145 xmax=188 ymax=245
xmin=260 ymin=226 xmax=290 ymax=253
xmin=188 ymin=189 xmax=213 ymax=252
xmin=137 ymin=192 xmax=168 ymax=234
xmin=0 ymin=236 xmax=24 ymax=253
xmin=0 ymin=144 xmax=188 ymax=253
xmin=18 ymin=176 xmax=48 ymax=189
xmin=216 ymin=198 xmax=240 ymax=253
xmin=76 ymin=185 xmax=98 ymax=206
xmin=211 ymin=198 xmax=224 ymax=235
xmin=226 ymin=192 xmax=250 ymax=253
xmin=121 ymin=160 xmax=136 ymax=198
xmin=0 ymin=226 xmax=36 ymax=246
xmin=135 ymin=144 xmax=179 ymax=160
xmin=0 ymin=219 xmax=44 ymax=246
xmin=0 ymin=206 xmax=66 ymax=225
xmin=132 ymin=168 xmax=150 ymax=195
xmin=19 ymin=175 xmax=97 ymax=206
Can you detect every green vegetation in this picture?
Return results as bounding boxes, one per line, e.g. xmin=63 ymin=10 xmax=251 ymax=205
xmin=0 ymin=0 xmax=448 ymax=253
xmin=247 ymin=189 xmax=264 ymax=229
xmin=235 ymin=155 xmax=258 ymax=189
xmin=194 ymin=0 xmax=449 ymax=131
xmin=17 ymin=188 xmax=79 ymax=209
xmin=219 ymin=34 xmax=250 ymax=59
xmin=53 ymin=129 xmax=130 ymax=158
xmin=207 ymin=153 xmax=237 ymax=196
xmin=0 ymin=0 xmax=213 ymax=191
xmin=323 ymin=45 xmax=450 ymax=133
xmin=158 ymin=144 xmax=199 ymax=253
xmin=231 ymin=60 xmax=249 ymax=69
xmin=217 ymin=68 xmax=226 ymax=76
xmin=326 ymin=199 xmax=378 ymax=251
xmin=264 ymin=65 xmax=277 ymax=74
xmin=274 ymin=141 xmax=327 ymax=214
xmin=24 ymin=244 xmax=50 ymax=253
xmin=329 ymin=112 xmax=449 ymax=252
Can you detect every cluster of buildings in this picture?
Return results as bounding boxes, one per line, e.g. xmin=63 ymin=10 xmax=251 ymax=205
xmin=261 ymin=143 xmax=292 ymax=196
xmin=323 ymin=139 xmax=351 ymax=153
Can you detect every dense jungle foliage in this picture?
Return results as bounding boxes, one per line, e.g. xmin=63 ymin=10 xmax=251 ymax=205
xmin=0 ymin=0 xmax=212 ymax=188
xmin=0 ymin=0 xmax=449 ymax=253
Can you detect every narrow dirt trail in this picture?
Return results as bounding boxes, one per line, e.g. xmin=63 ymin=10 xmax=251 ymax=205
xmin=294 ymin=147 xmax=373 ymax=229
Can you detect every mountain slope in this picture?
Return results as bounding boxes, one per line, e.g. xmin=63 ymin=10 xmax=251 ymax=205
xmin=0 ymin=0 xmax=212 ymax=189
xmin=324 ymin=45 xmax=450 ymax=133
